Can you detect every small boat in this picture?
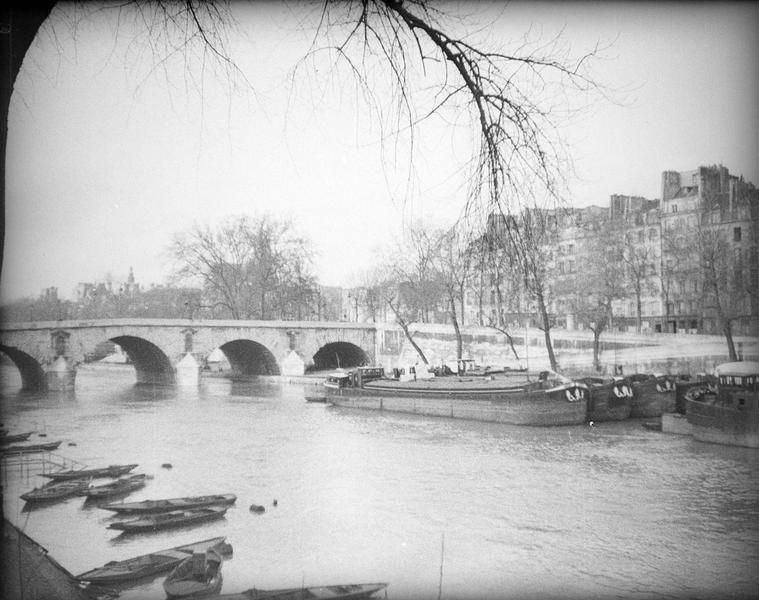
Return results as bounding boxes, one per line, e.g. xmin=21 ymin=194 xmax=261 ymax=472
xmin=163 ymin=547 xmax=224 ymax=598
xmin=578 ymin=376 xmax=633 ymax=422
xmin=642 ymin=421 xmax=662 ymax=431
xmin=1 ymin=440 xmax=62 ymax=455
xmin=0 ymin=431 xmax=34 ymax=444
xmin=21 ymin=478 xmax=91 ymax=503
xmin=101 ymin=493 xmax=237 ymax=515
xmin=305 ymin=395 xmax=328 ymax=403
xmin=107 ymin=506 xmax=229 ymax=533
xmin=83 ymin=474 xmax=148 ymax=499
xmin=42 ymin=463 xmax=138 ymax=481
xmin=77 ymin=536 xmax=230 ymax=584
xmin=208 ymin=582 xmax=388 ymax=599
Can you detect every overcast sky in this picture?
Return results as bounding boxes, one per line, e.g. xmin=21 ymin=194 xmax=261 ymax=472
xmin=2 ymin=1 xmax=758 ymax=303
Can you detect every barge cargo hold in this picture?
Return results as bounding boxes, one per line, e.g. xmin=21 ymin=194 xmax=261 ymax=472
xmin=325 ymin=368 xmax=588 ymax=426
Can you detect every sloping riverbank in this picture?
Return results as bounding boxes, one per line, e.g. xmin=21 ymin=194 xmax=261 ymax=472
xmin=2 ymin=519 xmax=91 ymax=600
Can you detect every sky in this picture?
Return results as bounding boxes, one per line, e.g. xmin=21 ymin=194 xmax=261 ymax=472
xmin=2 ymin=1 xmax=758 ymax=303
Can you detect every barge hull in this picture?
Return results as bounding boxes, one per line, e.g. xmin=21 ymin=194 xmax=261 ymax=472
xmin=329 ymin=391 xmax=587 ymax=426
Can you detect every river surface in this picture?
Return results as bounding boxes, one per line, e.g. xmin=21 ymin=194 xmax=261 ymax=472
xmin=2 ymin=365 xmax=759 ymax=600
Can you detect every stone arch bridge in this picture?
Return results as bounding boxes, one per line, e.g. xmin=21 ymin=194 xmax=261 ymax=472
xmin=0 ymin=319 xmax=378 ymax=390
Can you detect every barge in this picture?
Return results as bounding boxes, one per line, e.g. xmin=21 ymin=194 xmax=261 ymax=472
xmin=686 ymin=361 xmax=759 ymax=449
xmin=578 ymin=376 xmax=633 ymax=422
xmin=628 ymin=373 xmax=677 ymax=418
xmin=324 ymin=367 xmax=589 ymax=426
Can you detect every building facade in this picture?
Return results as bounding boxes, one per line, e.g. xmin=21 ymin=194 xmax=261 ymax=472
xmin=471 ymin=164 xmax=759 ymax=336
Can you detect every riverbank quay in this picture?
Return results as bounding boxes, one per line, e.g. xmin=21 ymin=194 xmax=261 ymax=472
xmin=1 ymin=519 xmax=93 ymax=600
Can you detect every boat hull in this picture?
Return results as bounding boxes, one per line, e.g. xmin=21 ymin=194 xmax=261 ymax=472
xmin=102 ymin=493 xmax=237 ymax=514
xmin=43 ymin=463 xmax=138 ymax=481
xmin=77 ymin=536 xmax=229 ymax=584
xmin=108 ymin=507 xmax=228 ymax=533
xmin=1 ymin=441 xmax=62 ymax=454
xmin=686 ymin=399 xmax=759 ymax=449
xmin=21 ymin=479 xmax=90 ymax=503
xmin=163 ymin=548 xmax=223 ymax=599
xmin=85 ymin=475 xmax=147 ymax=499
xmin=210 ymin=582 xmax=388 ymax=599
xmin=581 ymin=379 xmax=632 ymax=422
xmin=629 ymin=378 xmax=676 ymax=418
xmin=326 ymin=379 xmax=588 ymax=426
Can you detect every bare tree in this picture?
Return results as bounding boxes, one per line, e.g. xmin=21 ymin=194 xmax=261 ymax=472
xmin=300 ymin=1 xmax=604 ymax=223
xmin=465 ymin=224 xmax=524 ymax=363
xmin=168 ymin=214 xmax=316 ymax=320
xmin=429 ymin=225 xmax=472 ymax=361
xmin=3 ymin=2 xmax=605 ymax=308
xmin=694 ymin=223 xmax=751 ymax=361
xmin=563 ymin=225 xmax=626 ymax=371
xmin=493 ymin=209 xmax=560 ymax=371
xmin=365 ymin=262 xmax=430 ymax=366
xmin=620 ymin=227 xmax=657 ymax=333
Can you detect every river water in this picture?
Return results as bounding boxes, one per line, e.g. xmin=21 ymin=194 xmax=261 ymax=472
xmin=1 ymin=365 xmax=758 ymax=600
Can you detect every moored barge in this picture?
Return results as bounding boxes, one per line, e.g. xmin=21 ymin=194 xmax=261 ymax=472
xmin=628 ymin=373 xmax=677 ymax=418
xmin=325 ymin=367 xmax=588 ymax=426
xmin=578 ymin=377 xmax=633 ymax=422
xmin=686 ymin=361 xmax=759 ymax=449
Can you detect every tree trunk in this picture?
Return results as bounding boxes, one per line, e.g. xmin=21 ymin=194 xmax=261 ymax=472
xmin=535 ymin=291 xmax=558 ymax=371
xmin=449 ymin=293 xmax=463 ymax=361
xmin=722 ymin=319 xmax=738 ymax=361
xmin=388 ymin=300 xmax=429 ymax=365
xmin=477 ymin=270 xmax=484 ymax=326
xmin=488 ymin=324 xmax=521 ymax=362
xmin=635 ymin=289 xmax=642 ymax=333
xmin=1 ymin=4 xmax=56 ymax=287
xmin=592 ymin=328 xmax=601 ymax=372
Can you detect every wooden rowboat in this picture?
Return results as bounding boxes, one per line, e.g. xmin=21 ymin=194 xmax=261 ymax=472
xmin=101 ymin=493 xmax=237 ymax=514
xmin=107 ymin=506 xmax=229 ymax=533
xmin=43 ymin=463 xmax=138 ymax=481
xmin=0 ymin=431 xmax=34 ymax=444
xmin=84 ymin=474 xmax=148 ymax=499
xmin=163 ymin=547 xmax=224 ymax=598
xmin=77 ymin=536 xmax=230 ymax=584
xmin=0 ymin=440 xmax=61 ymax=454
xmin=208 ymin=582 xmax=388 ymax=599
xmin=21 ymin=478 xmax=91 ymax=503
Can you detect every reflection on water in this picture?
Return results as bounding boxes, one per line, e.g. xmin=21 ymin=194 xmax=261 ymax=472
xmin=1 ymin=366 xmax=759 ymax=600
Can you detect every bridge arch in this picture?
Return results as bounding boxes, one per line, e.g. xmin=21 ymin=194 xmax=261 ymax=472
xmin=0 ymin=345 xmax=47 ymax=391
xmin=110 ymin=335 xmax=175 ymax=385
xmin=217 ymin=339 xmax=280 ymax=377
xmin=311 ymin=341 xmax=369 ymax=371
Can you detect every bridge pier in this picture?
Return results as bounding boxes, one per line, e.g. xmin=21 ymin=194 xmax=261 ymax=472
xmin=175 ymin=353 xmax=201 ymax=386
xmin=45 ymin=356 xmax=76 ymax=391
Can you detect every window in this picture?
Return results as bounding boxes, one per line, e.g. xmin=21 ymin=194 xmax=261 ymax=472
xmin=648 ymin=228 xmax=658 ymax=240
xmin=568 ymin=260 xmax=575 ymax=273
xmin=637 ymin=230 xmax=644 ymax=243
xmin=672 ymin=204 xmax=678 ymax=213
xmin=734 ymin=227 xmax=742 ymax=242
